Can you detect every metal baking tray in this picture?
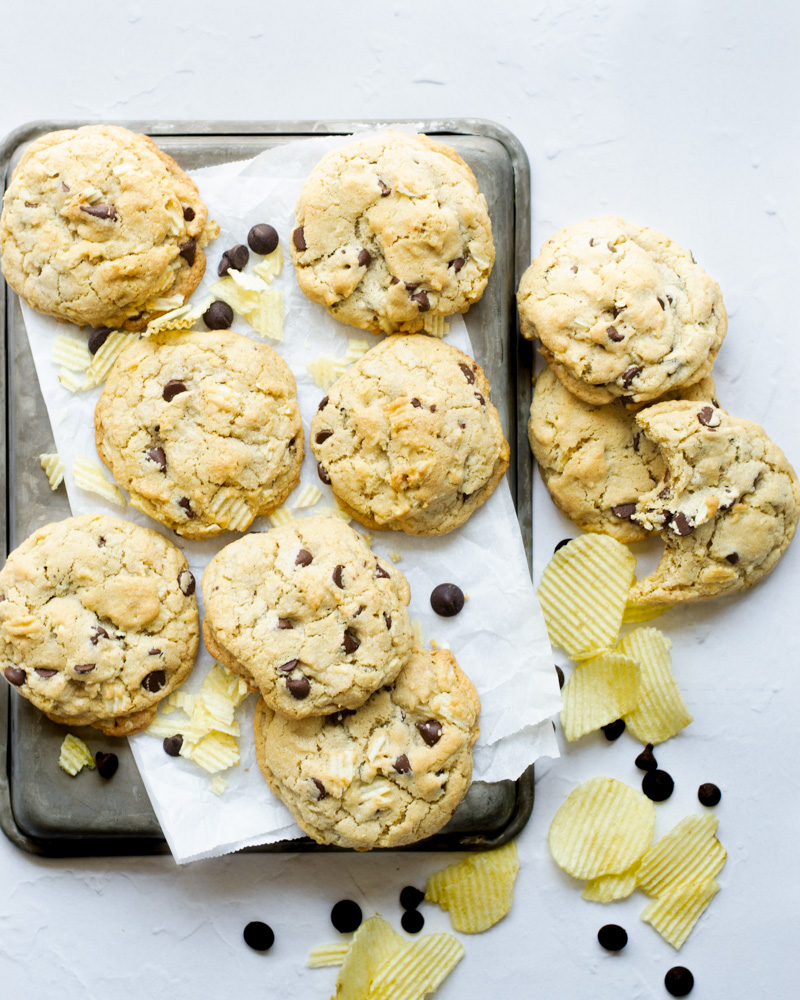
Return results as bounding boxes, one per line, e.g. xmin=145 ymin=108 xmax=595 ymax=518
xmin=0 ymin=119 xmax=534 ymax=857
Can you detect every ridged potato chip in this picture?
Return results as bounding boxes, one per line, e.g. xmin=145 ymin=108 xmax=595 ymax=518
xmin=39 ymin=453 xmax=65 ymax=490
xmin=85 ymin=332 xmax=134 ymax=387
xmin=421 ymin=314 xmax=449 ymax=337
xmin=618 ymin=628 xmax=692 ymax=744
xmin=268 ymin=506 xmax=294 ymax=528
xmin=335 ymin=915 xmax=404 ymax=1000
xmin=246 ymin=287 xmax=284 ymax=341
xmin=307 ymin=353 xmax=347 ymax=389
xmin=181 ymin=731 xmax=239 ymax=773
xmin=641 ymin=878 xmax=720 ymax=949
xmin=59 ymin=734 xmax=96 ymax=776
xmin=73 ymin=454 xmax=126 ymax=506
xmin=537 ymin=535 xmax=636 ymax=659
xmin=293 ymin=484 xmax=323 ymax=509
xmin=621 ymin=602 xmax=665 ymax=623
xmin=307 ymin=942 xmax=349 ymax=968
xmin=581 ymin=863 xmax=640 ymax=903
xmin=560 ymin=651 xmax=640 ymax=741
xmin=549 ymin=777 xmax=655 ymax=880
xmin=636 ymin=813 xmax=726 ymax=897
xmin=344 ymin=339 xmax=371 ymax=365
xmin=425 ymin=840 xmax=519 ymax=933
xmin=368 ymin=933 xmax=465 ymax=1000
xmin=58 ymin=368 xmax=86 ymax=392
xmin=209 ymin=776 xmax=228 ymax=796
xmin=253 ymin=243 xmax=284 ymax=282
xmin=52 ymin=334 xmax=91 ymax=371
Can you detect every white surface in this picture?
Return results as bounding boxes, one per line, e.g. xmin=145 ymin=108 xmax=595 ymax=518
xmin=1 ymin=1 xmax=799 ymax=997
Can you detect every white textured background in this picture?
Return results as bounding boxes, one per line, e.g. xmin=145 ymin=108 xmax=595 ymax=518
xmin=1 ymin=2 xmax=799 ymax=997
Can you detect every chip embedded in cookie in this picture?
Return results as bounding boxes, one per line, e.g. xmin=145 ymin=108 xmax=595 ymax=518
xmin=290 ymin=131 xmax=495 ymax=334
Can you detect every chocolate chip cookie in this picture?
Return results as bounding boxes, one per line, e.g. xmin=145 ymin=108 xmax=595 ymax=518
xmin=290 ymin=131 xmax=495 ymax=334
xmin=517 ymin=217 xmax=727 ymax=404
xmin=311 ymin=335 xmax=509 ymax=535
xmin=0 ymin=125 xmax=215 ymax=331
xmin=253 ymin=644 xmax=480 ymax=849
xmin=0 ymin=514 xmax=199 ymax=735
xmin=95 ymin=330 xmax=303 ymax=539
xmin=202 ymin=516 xmax=414 ymax=719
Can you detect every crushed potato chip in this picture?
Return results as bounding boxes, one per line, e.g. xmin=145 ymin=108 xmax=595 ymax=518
xmin=73 ymin=454 xmax=126 ymax=506
xmin=307 ymin=942 xmax=349 ymax=968
xmin=618 ymin=628 xmax=692 ymax=744
xmin=252 ymin=243 xmax=284 ymax=282
xmin=181 ymin=731 xmax=239 ymax=773
xmin=144 ymin=303 xmax=194 ymax=335
xmin=210 ymin=271 xmax=284 ymax=341
xmin=368 ymin=932 xmax=465 ymax=1000
xmin=344 ymin=338 xmax=371 ymax=364
xmin=307 ymin=353 xmax=347 ymax=389
xmin=313 ymin=504 xmax=352 ymax=523
xmin=388 ymin=551 xmax=402 ymax=563
xmin=52 ymin=333 xmax=91 ymax=371
xmin=640 ymin=878 xmax=721 ymax=950
xmin=425 ymin=840 xmax=519 ymax=933
xmin=335 ymin=916 xmax=404 ymax=1000
xmin=209 ymin=776 xmax=228 ymax=796
xmin=246 ymin=287 xmax=284 ymax=340
xmin=39 ymin=453 xmax=65 ymax=490
xmin=421 ymin=314 xmax=450 ymax=337
xmin=636 ymin=813 xmax=726 ymax=898
xmin=268 ymin=506 xmax=294 ymax=528
xmin=292 ymin=484 xmax=322 ymax=509
xmin=207 ymin=492 xmax=252 ymax=532
xmin=622 ymin=602 xmax=665 ymax=624
xmin=59 ymin=734 xmax=96 ymax=776
xmin=58 ymin=368 xmax=86 ymax=393
xmin=411 ymin=620 xmax=424 ymax=645
xmin=549 ymin=777 xmax=655 ymax=880
xmin=85 ymin=332 xmax=134 ymax=387
xmin=582 ymin=864 xmax=640 ymax=903
xmin=559 ymin=650 xmax=640 ymax=742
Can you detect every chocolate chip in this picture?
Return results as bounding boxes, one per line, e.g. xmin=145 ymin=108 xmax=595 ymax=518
xmin=401 ymin=910 xmax=424 ymax=934
xmin=80 ymin=203 xmax=117 ymax=220
xmin=632 ymin=431 xmax=641 ymax=453
xmin=277 ymin=618 xmax=294 ymax=630
xmin=555 ymin=665 xmax=565 ymax=689
xmin=393 ymin=754 xmax=412 ymax=775
xmin=474 ymin=392 xmax=485 ymax=405
xmin=183 ymin=206 xmax=195 ymax=221
xmin=317 ymin=462 xmax=331 ymax=485
xmin=149 ymin=649 xmax=162 ymax=656
xmin=74 ymin=663 xmax=96 ymax=674
xmin=635 ymin=743 xmax=658 ymax=771
xmin=179 ymin=239 xmax=196 ymax=266
xmin=243 ymin=921 xmax=274 ymax=951
xmin=218 ymin=244 xmax=249 ymax=276
xmin=400 ymin=886 xmax=425 ymax=910
xmin=621 ymin=366 xmax=642 ymax=388
xmin=611 ymin=503 xmax=636 ymax=519
xmin=286 ymin=676 xmax=310 ymax=699
xmin=554 ymin=538 xmax=573 ymax=553
xmin=666 ymin=293 xmax=674 ymax=304
xmin=430 ymin=404 xmax=436 ymax=412
xmin=33 ymin=668 xmax=57 ymax=678
xmin=162 ymin=379 xmax=187 ymax=402
xmin=602 ymin=719 xmax=626 ymax=741
xmin=163 ymin=735 xmax=183 ymax=757
xmin=292 ymin=226 xmax=306 ymax=251
xmin=449 ymin=256 xmax=465 ymax=272
xmin=411 ymin=291 xmax=430 ymax=311
xmin=378 ymin=180 xmax=391 ymax=197
xmin=331 ymin=900 xmax=362 ymax=933
xmin=589 ymin=238 xmax=595 ymax=246
xmin=383 ymin=613 xmax=392 ymax=630
xmin=697 ymin=405 xmax=721 ymax=428
xmin=725 ymin=552 xmax=740 ymax=564
xmin=142 ymin=670 xmax=167 ymax=693
xmin=375 ymin=564 xmax=390 ymax=579
xmin=95 ymin=752 xmax=119 ymax=779
xmin=318 ymin=395 xmax=329 ymax=411
xmin=332 ymin=565 xmax=345 ymax=588
xmin=458 ymin=362 xmax=476 ymax=384
xmin=312 ymin=777 xmax=327 ymax=800
xmin=671 ymin=512 xmax=694 ymax=536
xmin=331 ymin=708 xmax=356 ymax=725
xmin=62 ymin=182 xmax=70 ymax=193
xmin=430 ymin=583 xmax=464 ymax=617
xmin=357 ymin=248 xmax=371 ymax=267
xmin=658 ymin=485 xmax=671 ymax=499
xmin=657 ymin=296 xmax=665 ymax=310
xmin=698 ymin=782 xmax=721 ymax=807
xmin=642 ymin=768 xmax=674 ymax=802
xmin=90 ymin=626 xmax=108 ymax=645
xmin=416 ymin=719 xmax=442 ymax=746
xmin=664 ymin=967 xmax=694 ymax=997
xmin=248 ymin=223 xmax=279 ymax=255
xmin=315 ymin=429 xmax=333 ymax=444
xmin=404 ymin=398 xmax=421 ymax=410
xmin=606 ymin=325 xmax=624 ymax=342
xmin=202 ymin=300 xmax=234 ymax=330
xmin=88 ymin=327 xmax=111 ymax=354
xmin=296 ymin=549 xmax=313 ymax=567
xmin=342 ymin=631 xmax=360 ymax=654
xmin=4 ymin=667 xmax=25 ymax=686
xmin=390 ymin=276 xmax=400 ymax=285
xmin=146 ymin=447 xmax=167 ymax=472
xmin=597 ymin=924 xmax=627 ymax=951
xmin=178 ymin=497 xmax=195 ymax=518
xmin=277 ymin=659 xmax=299 ymax=673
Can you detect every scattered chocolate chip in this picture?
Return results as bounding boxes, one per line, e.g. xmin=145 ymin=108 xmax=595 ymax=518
xmin=383 ymin=613 xmax=392 ymax=630
xmin=243 ymin=921 xmax=274 ymax=952
xmin=179 ymin=239 xmax=196 ymax=266
xmin=74 ymin=663 xmax=96 ymax=674
xmin=62 ymin=182 xmax=70 ymax=193
xmin=178 ymin=497 xmax=195 ymax=519
xmin=602 ymin=719 xmax=626 ymax=741
xmin=416 ymin=719 xmax=442 ymax=746
xmin=178 ymin=569 xmax=195 ymax=596
xmin=411 ymin=398 xmax=422 ymax=408
xmin=449 ymin=256 xmax=465 ymax=273
xmin=248 ymin=223 xmax=279 ymax=255
xmin=292 ymin=226 xmax=306 ymax=251
xmin=697 ymin=406 xmax=721 ymax=428
xmin=357 ymin=248 xmax=371 ymax=267
xmin=400 ymin=886 xmax=425 ymax=910
xmin=597 ymin=924 xmax=627 ymax=951
xmin=277 ymin=618 xmax=293 ymax=630
xmin=146 ymin=447 xmax=167 ymax=472
xmin=554 ymin=538 xmax=573 ymax=553
xmin=378 ymin=180 xmax=391 ymax=197
xmin=657 ymin=296 xmax=665 ymax=310
xmin=642 ymin=768 xmax=674 ymax=802
xmin=315 ymin=429 xmax=333 ymax=444
xmin=90 ymin=626 xmax=108 ymax=645
xmin=621 ymin=366 xmax=642 ymax=388
xmin=411 ymin=290 xmax=430 ymax=311
xmin=88 ymin=327 xmax=111 ymax=354
xmin=430 ymin=404 xmax=437 ymax=413
xmin=606 ymin=325 xmax=624 ymax=342
xmin=163 ymin=735 xmax=183 ymax=756
xmin=318 ymin=395 xmax=329 ymax=411
xmin=317 ymin=462 xmax=331 ymax=485
xmin=393 ymin=754 xmax=412 ymax=774
xmin=725 ymin=552 xmax=740 ymax=564
xmin=202 ymin=300 xmax=234 ymax=330
xmin=80 ymin=203 xmax=117 ymax=220
xmin=430 ymin=583 xmax=465 ymax=617
xmin=141 ymin=670 xmax=167 ymax=693
xmin=671 ymin=512 xmax=694 ymax=536
xmin=375 ymin=564 xmax=390 ymax=579
xmin=286 ymin=676 xmax=310 ymax=699
xmin=312 ymin=777 xmax=327 ymax=800
xmin=458 ymin=362 xmax=476 ymax=384
xmin=95 ymin=752 xmax=119 ymax=779
xmin=218 ymin=244 xmax=249 ymax=276
xmin=296 ymin=549 xmax=313 ymax=567
xmin=698 ymin=782 xmax=721 ymax=807
xmin=589 ymin=238 xmax=595 ymax=246
xmin=401 ymin=909 xmax=425 ymax=934
xmin=555 ymin=665 xmax=565 ymax=689
xmin=665 ymin=967 xmax=694 ymax=997
xmin=635 ymin=743 xmax=658 ymax=771
xmin=277 ymin=659 xmax=299 ymax=674
xmin=342 ymin=631 xmax=360 ymax=655
xmin=331 ymin=900 xmax=362 ymax=933
xmin=474 ymin=391 xmax=485 ymax=405
xmin=611 ymin=503 xmax=637 ymax=520
xmin=182 ymin=206 xmax=195 ymax=221
xmin=332 ymin=565 xmax=345 ymax=588
xmin=149 ymin=649 xmax=162 ymax=656
xmin=4 ymin=667 xmax=25 ymax=686
xmin=162 ymin=379 xmax=187 ymax=402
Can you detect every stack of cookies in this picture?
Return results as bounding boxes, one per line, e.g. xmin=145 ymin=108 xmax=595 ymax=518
xmin=519 ymin=216 xmax=800 ymax=603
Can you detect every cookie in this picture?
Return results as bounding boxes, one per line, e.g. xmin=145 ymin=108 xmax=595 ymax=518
xmin=95 ymin=330 xmax=303 ymax=539
xmin=202 ymin=516 xmax=414 ymax=719
xmin=0 ymin=514 xmax=199 ymax=735
xmin=0 ymin=125 xmax=215 ymax=332
xmin=290 ymin=131 xmax=495 ymax=335
xmin=528 ymin=366 xmax=718 ymax=543
xmin=311 ymin=335 xmax=509 ymax=535
xmin=517 ymin=217 xmax=727 ymax=405
xmin=628 ymin=401 xmax=800 ymax=603
xmin=253 ymin=644 xmax=480 ymax=849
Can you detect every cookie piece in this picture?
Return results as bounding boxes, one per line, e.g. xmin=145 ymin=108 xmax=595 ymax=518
xmin=290 ymin=131 xmax=495 ymax=335
xmin=311 ymin=335 xmax=509 ymax=535
xmin=0 ymin=514 xmax=199 ymax=735
xmin=202 ymin=516 xmax=414 ymax=718
xmin=528 ymin=366 xmax=718 ymax=543
xmin=0 ymin=125 xmax=215 ymax=331
xmin=628 ymin=401 xmax=800 ymax=603
xmin=517 ymin=217 xmax=727 ymax=404
xmin=253 ymin=645 xmax=480 ymax=849
xmin=95 ymin=330 xmax=303 ymax=539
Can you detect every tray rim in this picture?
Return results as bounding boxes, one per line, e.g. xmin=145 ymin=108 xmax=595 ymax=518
xmin=0 ymin=117 xmax=535 ymax=858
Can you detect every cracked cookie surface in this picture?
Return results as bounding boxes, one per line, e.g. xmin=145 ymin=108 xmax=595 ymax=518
xmin=254 ymin=644 xmax=480 ymax=849
xmin=311 ymin=335 xmax=509 ymax=535
xmin=0 ymin=124 xmax=214 ymax=331
xmin=517 ymin=216 xmax=727 ymax=404
xmin=290 ymin=131 xmax=495 ymax=334
xmin=628 ymin=401 xmax=800 ymax=603
xmin=95 ymin=330 xmax=303 ymax=539
xmin=0 ymin=514 xmax=199 ymax=734
xmin=202 ymin=516 xmax=414 ymax=719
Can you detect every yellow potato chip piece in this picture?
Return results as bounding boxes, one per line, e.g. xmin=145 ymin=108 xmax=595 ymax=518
xmin=181 ymin=731 xmax=239 ymax=773
xmin=537 ymin=535 xmax=636 ymax=659
xmin=618 ymin=627 xmax=692 ymax=744
xmin=209 ymin=776 xmax=228 ymax=796
xmin=307 ymin=942 xmax=349 ymax=968
xmin=245 ymin=287 xmax=284 ymax=341
xmin=73 ymin=454 xmax=126 ymax=506
xmin=421 ymin=314 xmax=449 ymax=337
xmin=368 ymin=933 xmax=465 ymax=1000
xmin=560 ymin=651 xmax=640 ymax=742
xmin=335 ymin=915 xmax=404 ymax=1000
xmin=307 ymin=353 xmax=347 ymax=389
xmin=636 ymin=813 xmax=726 ymax=898
xmin=344 ymin=339 xmax=371 ymax=365
xmin=292 ymin=484 xmax=322 ymax=509
xmin=268 ymin=506 xmax=294 ymax=528
xmin=621 ymin=602 xmax=665 ymax=623
xmin=253 ymin=243 xmax=284 ymax=282
xmin=425 ymin=840 xmax=519 ymax=933
xmin=52 ymin=333 xmax=91 ymax=371
xmin=39 ymin=453 xmax=65 ymax=490
xmin=549 ymin=777 xmax=655 ymax=880
xmin=207 ymin=492 xmax=252 ymax=532
xmin=58 ymin=367 xmax=86 ymax=392
xmin=388 ymin=551 xmax=402 ymax=563
xmin=146 ymin=293 xmax=186 ymax=312
xmin=85 ymin=332 xmax=135 ymax=387
xmin=313 ymin=503 xmax=352 ymax=523
xmin=59 ymin=734 xmax=96 ymax=776
xmin=582 ymin=863 xmax=639 ymax=902
xmin=145 ymin=715 xmax=188 ymax=739
xmin=641 ymin=878 xmax=720 ymax=950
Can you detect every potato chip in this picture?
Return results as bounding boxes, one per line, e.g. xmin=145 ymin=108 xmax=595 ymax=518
xmin=368 ymin=933 xmax=465 ymax=1000
xmin=144 ymin=303 xmax=194 ymax=336
xmin=253 ymin=243 xmax=284 ymax=282
xmin=146 ymin=293 xmax=187 ymax=313
xmin=268 ymin=506 xmax=294 ymax=528
xmin=307 ymin=353 xmax=347 ymax=389
xmin=181 ymin=731 xmax=239 ymax=773
xmin=209 ymin=776 xmax=228 ymax=796
xmin=582 ymin=863 xmax=639 ymax=902
xmin=73 ymin=454 xmax=126 ymax=506
xmin=207 ymin=493 xmax=252 ymax=532
xmin=335 ymin=915 xmax=404 ymax=1000
xmin=421 ymin=314 xmax=449 ymax=338
xmin=622 ymin=602 xmax=665 ymax=623
xmin=344 ymin=338 xmax=371 ymax=364
xmin=618 ymin=628 xmax=692 ymax=744
xmin=425 ymin=840 xmax=519 ymax=933
xmin=537 ymin=535 xmax=636 ymax=659
xmin=388 ymin=551 xmax=402 ymax=563
xmin=58 ymin=368 xmax=86 ymax=393
xmin=307 ymin=942 xmax=349 ymax=968
xmin=636 ymin=813 xmax=726 ymax=898
xmin=52 ymin=333 xmax=91 ymax=371
xmin=59 ymin=734 xmax=96 ymax=776
xmin=641 ymin=879 xmax=720 ymax=950
xmin=313 ymin=504 xmax=352 ymax=523
xmin=246 ymin=287 xmax=284 ymax=341
xmin=85 ymin=332 xmax=135 ymax=387
xmin=39 ymin=453 xmax=65 ymax=490
xmin=292 ymin=484 xmax=322 ymax=509
xmin=549 ymin=777 xmax=655 ymax=880
xmin=560 ymin=650 xmax=640 ymax=742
